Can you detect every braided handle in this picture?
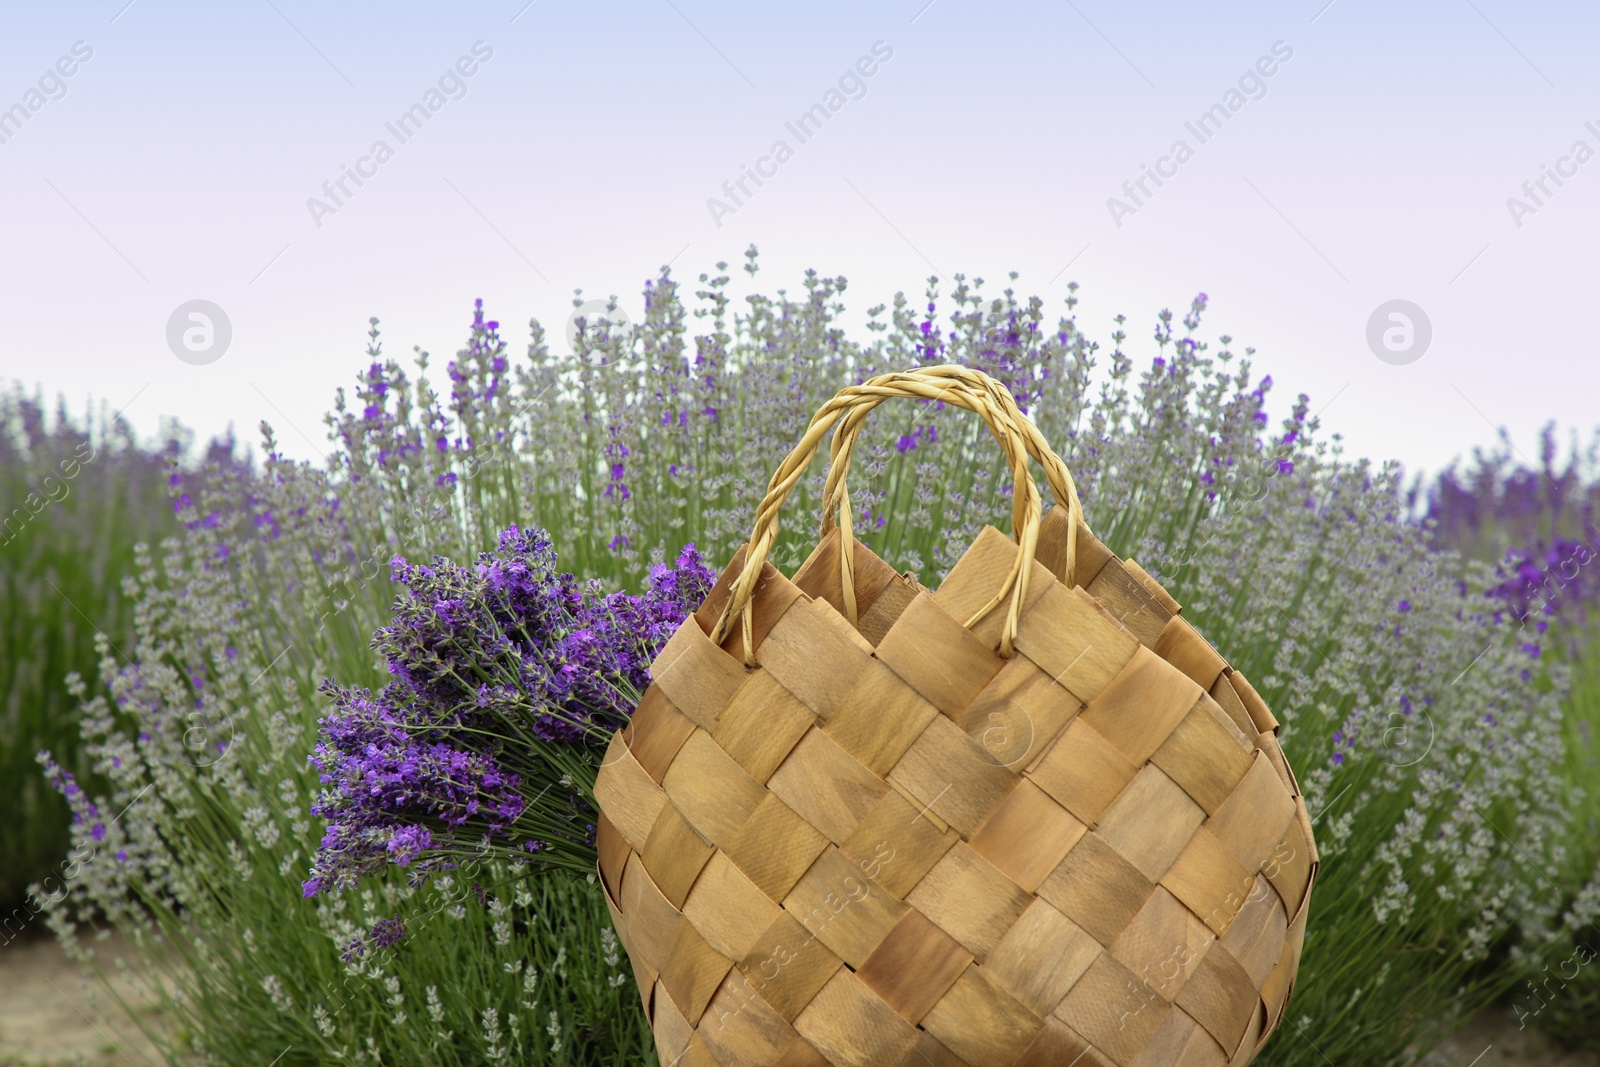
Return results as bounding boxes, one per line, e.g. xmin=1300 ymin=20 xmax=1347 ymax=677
xmin=708 ymin=366 xmax=1086 ymax=665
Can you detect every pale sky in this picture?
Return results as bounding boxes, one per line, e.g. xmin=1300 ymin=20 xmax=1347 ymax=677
xmin=2 ymin=0 xmax=1596 ymax=479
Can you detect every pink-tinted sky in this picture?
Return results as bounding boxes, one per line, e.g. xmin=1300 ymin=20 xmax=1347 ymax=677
xmin=1 ymin=0 xmax=1594 ymax=477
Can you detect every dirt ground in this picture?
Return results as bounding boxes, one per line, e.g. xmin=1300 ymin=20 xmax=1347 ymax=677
xmin=1 ymin=930 xmax=1597 ymax=1066
xmin=1423 ymin=1013 xmax=1600 ymax=1067
xmin=0 ymin=930 xmax=165 ymax=1067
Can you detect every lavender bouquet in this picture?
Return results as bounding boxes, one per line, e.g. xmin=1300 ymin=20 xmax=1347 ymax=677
xmin=303 ymin=524 xmax=712 ymax=899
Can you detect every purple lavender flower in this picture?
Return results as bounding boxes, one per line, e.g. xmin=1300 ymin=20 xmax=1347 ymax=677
xmin=303 ymin=525 xmax=712 ymax=896
xmin=370 ymin=913 xmax=407 ymax=949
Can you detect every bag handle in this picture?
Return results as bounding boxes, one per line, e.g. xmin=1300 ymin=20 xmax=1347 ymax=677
xmin=708 ymin=365 xmax=1085 ymax=666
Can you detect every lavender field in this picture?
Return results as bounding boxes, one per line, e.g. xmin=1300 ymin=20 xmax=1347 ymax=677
xmin=3 ymin=260 xmax=1598 ymax=1066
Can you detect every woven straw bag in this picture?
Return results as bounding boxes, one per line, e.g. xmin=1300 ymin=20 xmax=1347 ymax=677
xmin=594 ymin=366 xmax=1318 ymax=1067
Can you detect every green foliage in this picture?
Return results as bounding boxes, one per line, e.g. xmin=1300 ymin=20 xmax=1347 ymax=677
xmin=0 ymin=387 xmax=174 ymax=915
xmin=1421 ymin=431 xmax=1600 ymax=1050
xmin=34 ymin=255 xmax=1574 ymax=1065
xmin=1521 ymin=644 xmax=1600 ymax=1049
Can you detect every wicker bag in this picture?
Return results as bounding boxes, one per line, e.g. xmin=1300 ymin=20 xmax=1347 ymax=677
xmin=594 ymin=366 xmax=1317 ymax=1067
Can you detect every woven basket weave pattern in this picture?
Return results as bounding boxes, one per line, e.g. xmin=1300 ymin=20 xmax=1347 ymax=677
xmin=594 ymin=370 xmax=1317 ymax=1067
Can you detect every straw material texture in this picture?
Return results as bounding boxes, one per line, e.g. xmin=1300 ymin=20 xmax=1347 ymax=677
xmin=594 ymin=366 xmax=1317 ymax=1067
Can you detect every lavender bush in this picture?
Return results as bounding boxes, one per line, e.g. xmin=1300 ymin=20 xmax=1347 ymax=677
xmin=34 ymin=250 xmax=1574 ymax=1065
xmin=1422 ymin=433 xmax=1600 ymax=1050
xmin=0 ymin=387 xmax=182 ymax=918
xmin=1421 ymin=424 xmax=1599 ymax=562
